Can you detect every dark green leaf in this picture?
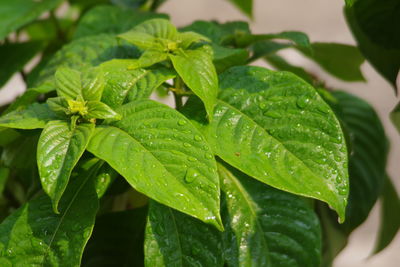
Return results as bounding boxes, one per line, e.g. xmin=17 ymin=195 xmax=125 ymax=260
xmin=82 ymin=207 xmax=147 ymax=267
xmin=212 ymin=44 xmax=248 ymax=73
xmin=47 ymin=97 xmax=69 ymax=117
xmin=299 ymin=43 xmax=365 ymax=82
xmin=264 ymin=54 xmax=314 ymax=83
xmin=170 ymin=47 xmax=218 ymax=119
xmin=37 ymin=121 xmax=95 ymax=213
xmin=0 ymin=103 xmax=57 ymax=129
xmin=184 ymin=66 xmax=348 ymax=221
xmin=219 ymin=163 xmax=321 ymax=266
xmin=0 ymin=0 xmax=63 ymax=40
xmin=74 ymin=5 xmax=168 ymax=39
xmin=332 ymin=91 xmax=388 ymax=232
xmin=86 ymin=101 xmax=121 ymax=120
xmin=87 ymin=100 xmax=221 ymax=228
xmin=0 ymin=164 xmax=99 ymax=266
xmin=390 ymin=101 xmax=400 ymax=133
xmin=373 ymin=176 xmax=400 ymax=254
xmin=250 ymin=41 xmax=292 ymax=61
xmin=145 ymin=201 xmax=223 ymax=267
xmin=345 ymin=6 xmax=400 ymax=91
xmin=227 ymin=0 xmax=253 ymax=18
xmin=0 ymin=127 xmax=20 ymax=147
xmin=0 ymin=42 xmax=44 ymax=87
xmin=0 ymin=167 xmax=9 ymax=196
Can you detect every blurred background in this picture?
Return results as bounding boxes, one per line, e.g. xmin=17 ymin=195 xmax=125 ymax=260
xmin=1 ymin=0 xmax=399 ymax=266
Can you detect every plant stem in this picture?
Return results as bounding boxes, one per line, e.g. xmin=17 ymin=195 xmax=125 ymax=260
xmin=173 ymin=77 xmax=184 ymax=110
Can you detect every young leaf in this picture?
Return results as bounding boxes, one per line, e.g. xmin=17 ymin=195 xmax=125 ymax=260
xmin=179 ymin=31 xmax=211 ymax=49
xmin=37 ymin=121 xmax=95 ymax=213
xmin=82 ymin=208 xmax=147 ymax=267
xmin=81 ymin=69 xmax=105 ymax=101
xmin=183 ymin=66 xmax=348 ymax=221
xmin=0 ymin=103 xmax=57 ymax=129
xmin=87 ymin=100 xmax=221 ymax=228
xmin=0 ymin=165 xmax=99 ymax=266
xmin=332 ymin=91 xmax=388 ymax=232
xmin=299 ymin=43 xmax=365 ymax=82
xmin=0 ymin=0 xmax=63 ymax=40
xmin=136 ymin=49 xmax=168 ymax=68
xmin=47 ymin=97 xmax=69 ymax=117
xmin=145 ymin=201 xmax=223 ymax=267
xmin=373 ymin=176 xmax=400 ymax=254
xmin=169 ymin=48 xmax=218 ymax=119
xmin=86 ymin=101 xmax=121 ymax=120
xmin=118 ymin=31 xmax=161 ymax=51
xmin=55 ymin=67 xmax=82 ymax=100
xmin=219 ymin=163 xmax=322 ymax=266
xmin=73 ymin=5 xmax=168 ymax=39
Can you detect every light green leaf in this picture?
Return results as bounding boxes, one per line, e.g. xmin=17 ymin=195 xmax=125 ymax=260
xmin=0 ymin=103 xmax=57 ymax=129
xmin=219 ymin=163 xmax=321 ymax=266
xmin=136 ymin=49 xmax=168 ymax=68
xmin=0 ymin=0 xmax=63 ymax=40
xmin=86 ymin=101 xmax=121 ymax=120
xmin=37 ymin=121 xmax=95 ymax=213
xmin=390 ymin=101 xmax=400 ymax=133
xmin=299 ymin=43 xmax=365 ymax=82
xmin=227 ymin=0 xmax=253 ymax=18
xmin=55 ymin=67 xmax=82 ymax=100
xmin=170 ymin=48 xmax=218 ymax=119
xmin=373 ymin=176 xmax=400 ymax=254
xmin=82 ymin=207 xmax=147 ymax=266
xmin=179 ymin=31 xmax=211 ymax=49
xmin=145 ymin=201 xmax=223 ymax=267
xmin=73 ymin=5 xmax=168 ymax=39
xmin=0 ymin=41 xmax=44 ymax=87
xmin=81 ymin=69 xmax=105 ymax=102
xmin=0 ymin=164 xmax=99 ymax=266
xmin=118 ymin=31 xmax=161 ymax=51
xmin=183 ymin=66 xmax=348 ymax=221
xmin=332 ymin=91 xmax=388 ymax=232
xmin=87 ymin=100 xmax=222 ymax=228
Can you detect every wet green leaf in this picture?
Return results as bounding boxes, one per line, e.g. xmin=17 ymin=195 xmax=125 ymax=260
xmin=87 ymin=100 xmax=221 ymax=228
xmin=86 ymin=101 xmax=121 ymax=120
xmin=37 ymin=121 xmax=95 ymax=213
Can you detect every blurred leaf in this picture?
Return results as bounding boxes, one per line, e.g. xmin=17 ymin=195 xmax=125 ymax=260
xmin=227 ymin=0 xmax=253 ymax=18
xmin=250 ymin=41 xmax=292 ymax=61
xmin=212 ymin=44 xmax=248 ymax=73
xmin=299 ymin=43 xmax=365 ymax=82
xmin=0 ymin=0 xmax=63 ymax=40
xmin=264 ymin=54 xmax=314 ymax=83
xmin=345 ymin=5 xmax=400 ymax=91
xmin=0 ymin=42 xmax=44 ymax=87
xmin=390 ymin=101 xmax=400 ymax=133
xmin=82 ymin=207 xmax=147 ymax=267
xmin=373 ymin=176 xmax=400 ymax=254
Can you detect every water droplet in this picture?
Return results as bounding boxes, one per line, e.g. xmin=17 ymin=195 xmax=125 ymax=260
xmin=336 ymin=176 xmax=342 ymax=183
xmin=187 ymin=156 xmax=197 ymax=162
xmin=317 ymin=104 xmax=329 ymax=114
xmin=264 ymin=110 xmax=282 ymax=118
xmin=296 ymin=95 xmax=310 ymax=109
xmin=185 ymin=168 xmax=199 ymax=183
xmin=178 ymin=119 xmax=187 ymax=126
xmin=191 ymin=244 xmax=201 ymax=255
xmin=258 ymin=102 xmax=266 ymax=109
xmin=194 ymin=135 xmax=202 ymax=141
xmin=205 ymin=153 xmax=213 ymax=159
xmin=338 ymin=187 xmax=347 ymax=195
xmin=183 ymin=142 xmax=191 ymax=147
xmin=7 ymin=249 xmax=13 ymax=256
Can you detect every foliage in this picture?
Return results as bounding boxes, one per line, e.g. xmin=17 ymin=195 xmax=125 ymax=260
xmin=0 ymin=0 xmax=398 ymax=266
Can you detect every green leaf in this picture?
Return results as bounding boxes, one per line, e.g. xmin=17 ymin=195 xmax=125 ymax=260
xmin=86 ymin=101 xmax=121 ymax=120
xmin=237 ymin=31 xmax=311 ymax=52
xmin=0 ymin=42 xmax=44 ymax=87
xmin=82 ymin=208 xmax=147 ymax=267
xmin=0 ymin=127 xmax=20 ymax=147
xmin=118 ymin=31 xmax=161 ymax=51
xmin=145 ymin=201 xmax=223 ymax=267
xmin=219 ymin=163 xmax=322 ymax=266
xmin=32 ymin=34 xmax=139 ymax=87
xmin=227 ymin=0 xmax=253 ymax=18
xmin=0 ymin=164 xmax=99 ymax=266
xmin=0 ymin=167 xmax=9 ymax=196
xmin=0 ymin=103 xmax=57 ymax=129
xmin=55 ymin=67 xmax=82 ymax=100
xmin=73 ymin=5 xmax=168 ymax=39
xmin=183 ymin=66 xmax=348 ymax=221
xmin=170 ymin=48 xmax=218 ymax=119
xmin=390 ymin=101 xmax=400 ymax=133
xmin=373 ymin=176 xmax=400 ymax=254
xmin=179 ymin=31 xmax=211 ymax=49
xmin=264 ymin=54 xmax=314 ymax=83
xmin=136 ymin=49 xmax=168 ymax=68
xmin=47 ymin=97 xmax=69 ymax=117
xmin=87 ymin=100 xmax=222 ymax=228
xmin=0 ymin=0 xmax=63 ymax=40
xmin=250 ymin=41 xmax=292 ymax=61
xmin=345 ymin=5 xmax=400 ymax=91
xmin=212 ymin=44 xmax=249 ymax=73
xmin=37 ymin=121 xmax=95 ymax=213
xmin=81 ymin=69 xmax=105 ymax=101
xmin=332 ymin=91 xmax=388 ymax=232
xmin=299 ymin=43 xmax=365 ymax=82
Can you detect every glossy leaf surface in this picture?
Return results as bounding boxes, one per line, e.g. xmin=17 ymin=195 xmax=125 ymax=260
xmin=87 ymin=100 xmax=221 ymax=228
xmin=0 ymin=103 xmax=57 ymax=129
xmin=145 ymin=201 xmax=223 ymax=267
xmin=170 ymin=48 xmax=218 ymax=118
xmin=37 ymin=121 xmax=95 ymax=213
xmin=0 ymin=166 xmax=99 ymax=266
xmin=184 ymin=66 xmax=348 ymax=220
xmin=219 ymin=163 xmax=321 ymax=266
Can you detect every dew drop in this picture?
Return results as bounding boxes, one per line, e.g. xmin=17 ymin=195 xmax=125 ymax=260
xmin=185 ymin=168 xmax=199 ymax=183
xmin=205 ymin=153 xmax=213 ymax=159
xmin=194 ymin=135 xmax=202 ymax=141
xmin=338 ymin=187 xmax=347 ymax=195
xmin=7 ymin=249 xmax=13 ymax=256
xmin=317 ymin=104 xmax=329 ymax=114
xmin=296 ymin=95 xmax=310 ymax=109
xmin=183 ymin=142 xmax=191 ymax=148
xmin=187 ymin=156 xmax=197 ymax=162
xmin=177 ymin=119 xmax=187 ymax=126
xmin=264 ymin=110 xmax=282 ymax=118
xmin=258 ymin=102 xmax=266 ymax=109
